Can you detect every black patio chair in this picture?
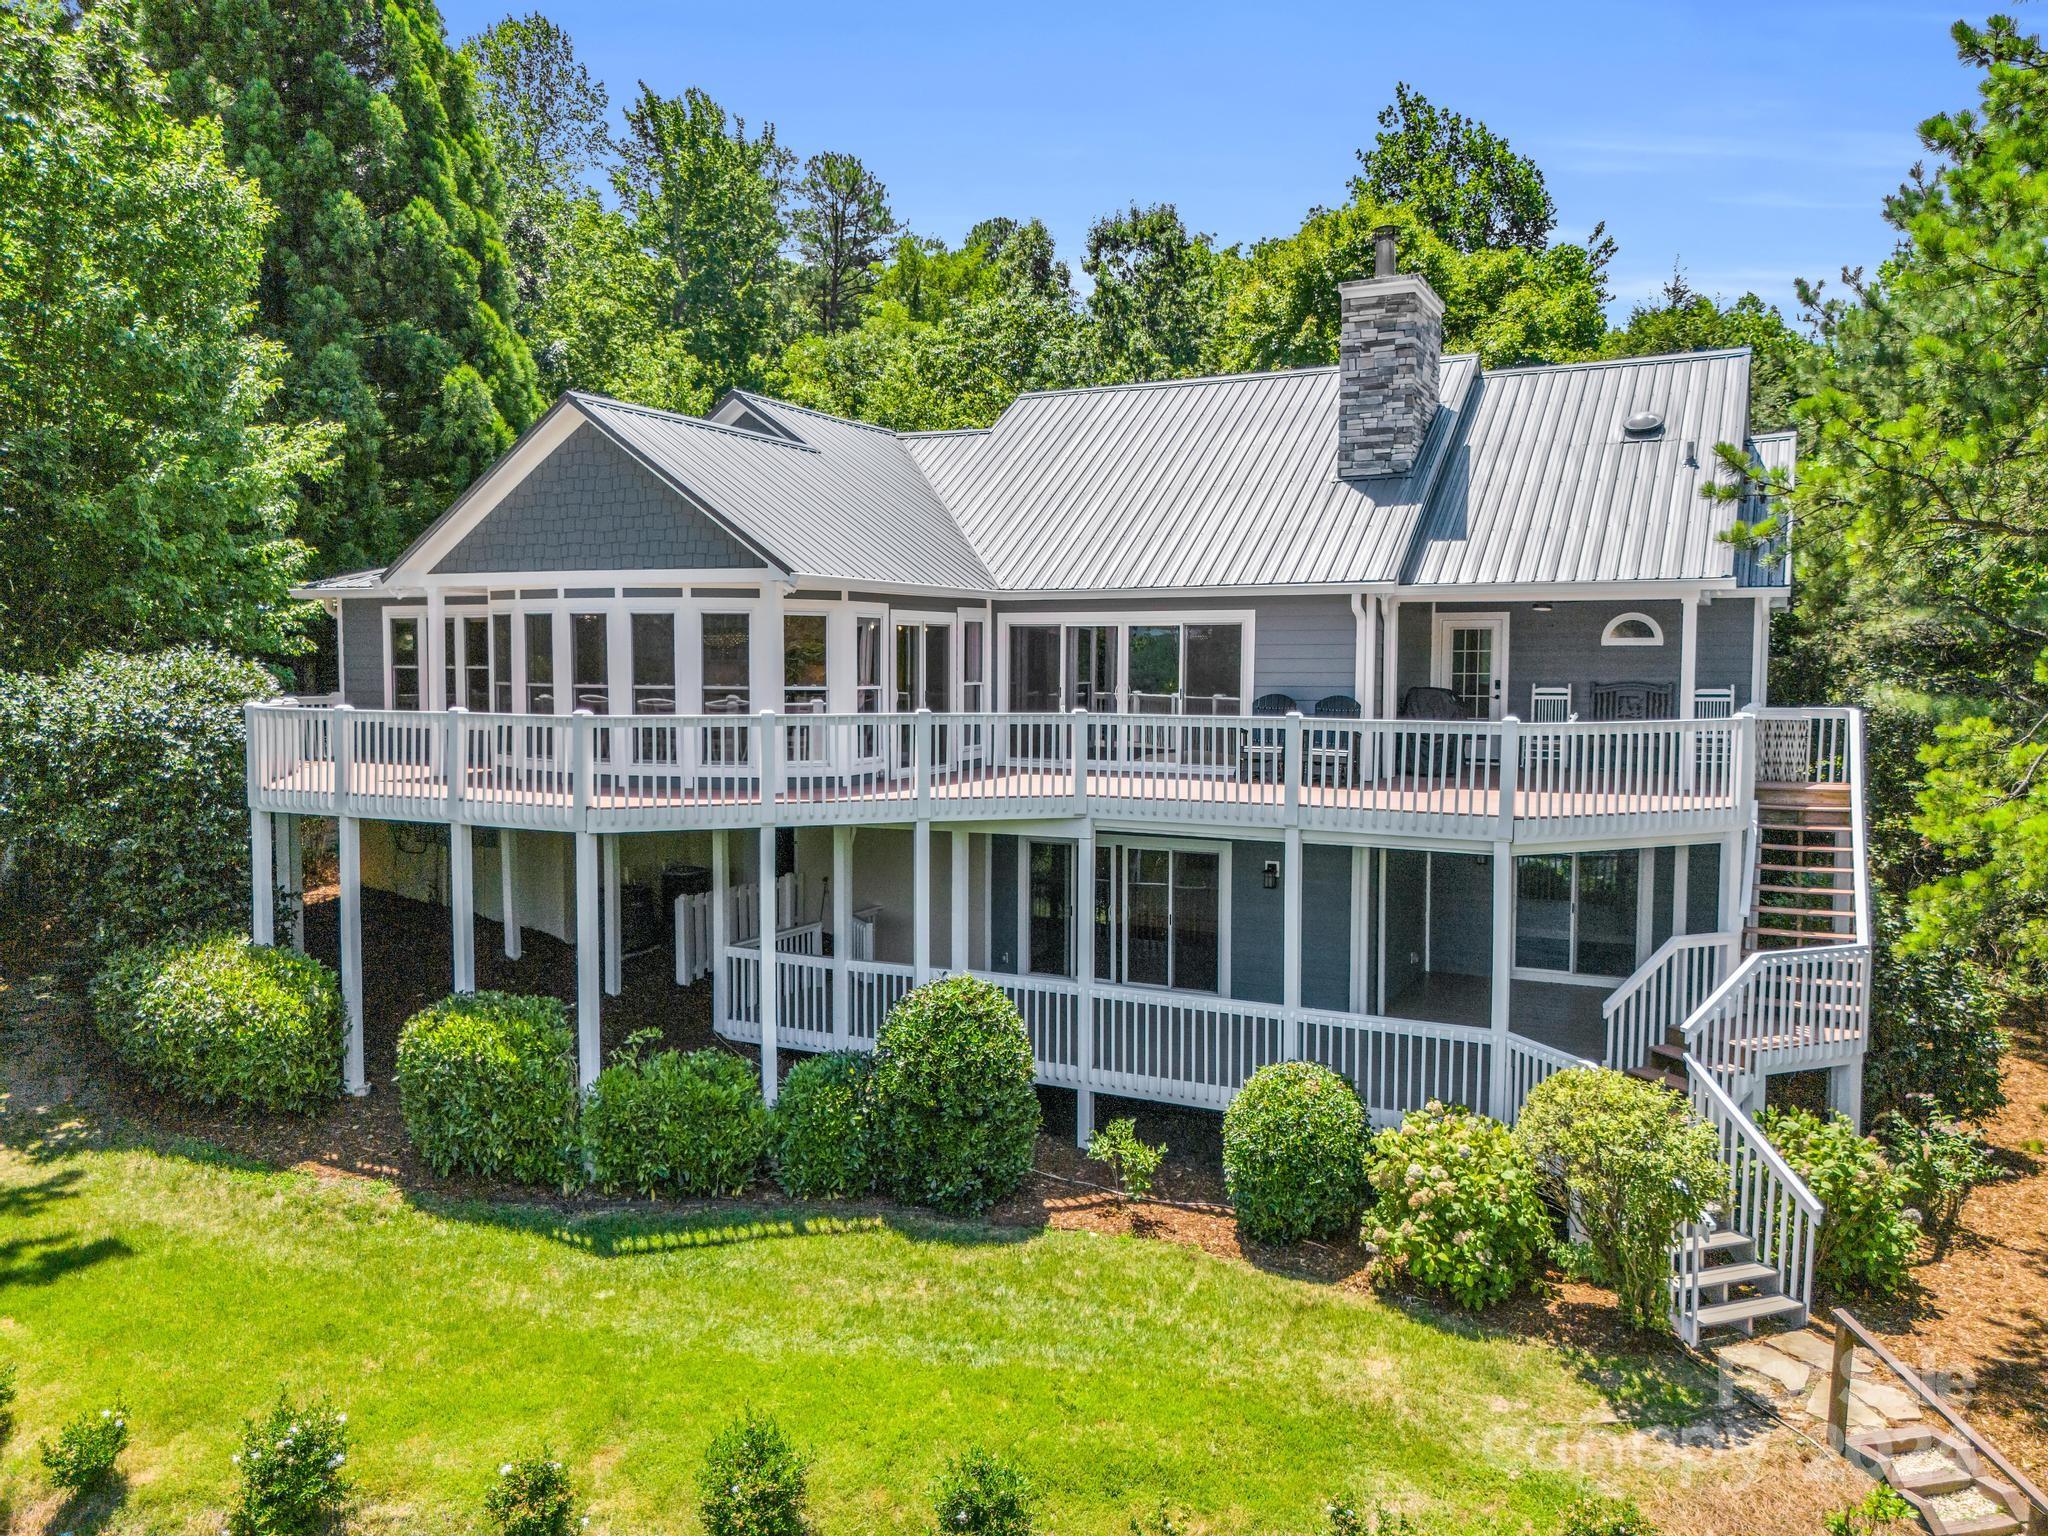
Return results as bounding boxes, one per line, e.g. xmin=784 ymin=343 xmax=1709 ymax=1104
xmin=1308 ymin=694 xmax=1363 ymax=784
xmin=1242 ymin=693 xmax=1296 ymax=783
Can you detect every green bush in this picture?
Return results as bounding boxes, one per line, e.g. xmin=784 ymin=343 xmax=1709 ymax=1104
xmin=931 ymin=1447 xmax=1036 ymax=1535
xmin=485 ymin=1448 xmax=580 ymax=1536
xmin=871 ymin=976 xmax=1041 ymax=1215
xmin=1556 ymin=1495 xmax=1659 ymax=1536
xmin=40 ymin=1402 xmax=127 ymax=1491
xmin=1514 ymin=1068 xmax=1724 ymax=1329
xmin=1365 ymin=1102 xmax=1550 ymax=1310
xmin=0 ymin=647 xmax=277 ymax=950
xmin=228 ymin=1391 xmax=351 ymax=1536
xmin=1086 ymin=1117 xmax=1165 ymax=1200
xmin=583 ymin=1038 xmax=770 ymax=1197
xmin=771 ymin=1051 xmax=877 ymax=1199
xmin=395 ymin=992 xmax=579 ymax=1185
xmin=1222 ymin=1062 xmax=1369 ymax=1245
xmin=1866 ymin=916 xmax=2006 ymax=1125
xmin=697 ymin=1410 xmax=810 ymax=1536
xmin=1760 ymin=1108 xmax=1920 ymax=1295
xmin=91 ymin=935 xmax=342 ymax=1111
xmin=0 ymin=1360 xmax=18 ymax=1443
xmin=1880 ymin=1109 xmax=1999 ymax=1257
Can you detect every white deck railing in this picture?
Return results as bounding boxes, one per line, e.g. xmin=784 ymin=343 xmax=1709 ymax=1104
xmin=1601 ymin=931 xmax=1739 ymax=1074
xmin=247 ymin=702 xmax=1752 ymax=843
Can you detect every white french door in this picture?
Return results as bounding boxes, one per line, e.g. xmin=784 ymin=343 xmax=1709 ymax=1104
xmin=1432 ymin=614 xmax=1509 ymax=721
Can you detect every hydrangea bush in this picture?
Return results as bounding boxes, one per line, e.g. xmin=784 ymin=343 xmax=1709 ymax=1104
xmin=227 ymin=1391 xmax=351 ymax=1536
xmin=582 ymin=1039 xmax=771 ymax=1197
xmin=1221 ymin=1062 xmax=1369 ymax=1244
xmin=90 ymin=935 xmax=343 ymax=1111
xmin=485 ymin=1448 xmax=583 ymax=1536
xmin=395 ymin=992 xmax=579 ymax=1185
xmin=40 ymin=1402 xmax=128 ymax=1491
xmin=1760 ymin=1107 xmax=1921 ymax=1295
xmin=1365 ymin=1102 xmax=1550 ymax=1309
xmin=871 ymin=977 xmax=1040 ymax=1215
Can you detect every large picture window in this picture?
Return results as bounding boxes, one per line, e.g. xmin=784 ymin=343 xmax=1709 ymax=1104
xmin=701 ymin=613 xmax=750 ymax=714
xmin=1094 ymin=843 xmax=1223 ymax=993
xmin=1003 ymin=617 xmax=1246 ymax=714
xmin=1515 ymin=850 xmax=1641 ymax=978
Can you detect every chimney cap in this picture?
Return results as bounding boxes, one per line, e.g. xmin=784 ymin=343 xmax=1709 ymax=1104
xmin=1372 ymin=225 xmax=1399 ymax=279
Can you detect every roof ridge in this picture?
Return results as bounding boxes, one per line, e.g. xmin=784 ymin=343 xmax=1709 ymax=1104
xmin=1481 ymin=345 xmax=1753 ymax=378
xmin=569 ymin=390 xmax=819 ymax=453
xmin=730 ymin=388 xmax=902 ymax=435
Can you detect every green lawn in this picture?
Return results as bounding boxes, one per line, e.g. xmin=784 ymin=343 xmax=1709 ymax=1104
xmin=0 ymin=1123 xmax=1703 ymax=1535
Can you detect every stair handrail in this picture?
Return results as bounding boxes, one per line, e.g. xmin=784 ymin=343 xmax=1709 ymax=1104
xmin=1827 ymin=1308 xmax=2048 ymax=1533
xmin=1844 ymin=706 xmax=1872 ymax=948
xmin=1601 ymin=930 xmax=1738 ymax=1071
xmin=1673 ymin=1053 xmax=1824 ymax=1343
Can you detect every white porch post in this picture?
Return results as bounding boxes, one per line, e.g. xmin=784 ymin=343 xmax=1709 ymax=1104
xmin=1679 ymin=592 xmax=1700 ymax=719
xmin=1751 ymin=595 xmax=1771 ymax=706
xmin=249 ymin=809 xmax=274 ymax=945
xmin=912 ymin=816 xmax=932 ymax=983
xmin=1380 ymin=598 xmax=1401 ymax=718
xmin=1075 ymin=824 xmax=1096 ymax=1148
xmin=950 ymin=828 xmax=970 ymax=971
xmin=338 ymin=815 xmax=366 ymax=1095
xmin=499 ymin=828 xmax=521 ymax=959
xmin=1720 ymin=828 xmax=1746 ymax=936
xmin=752 ymin=583 xmax=785 ymax=721
xmin=711 ymin=828 xmax=730 ymax=1031
xmin=1283 ymin=825 xmax=1304 ymax=1059
xmin=1672 ymin=845 xmax=1691 ymax=937
xmin=831 ymin=825 xmax=852 ymax=1047
xmin=451 ymin=822 xmax=475 ymax=993
xmin=602 ymin=834 xmax=623 ymax=997
xmin=758 ymin=820 xmax=780 ymax=1104
xmin=1488 ymin=841 xmax=1514 ymax=1120
xmin=575 ymin=830 xmax=600 ymax=1091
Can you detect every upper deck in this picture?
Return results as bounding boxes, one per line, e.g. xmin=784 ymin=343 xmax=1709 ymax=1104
xmin=246 ymin=703 xmax=1851 ymax=846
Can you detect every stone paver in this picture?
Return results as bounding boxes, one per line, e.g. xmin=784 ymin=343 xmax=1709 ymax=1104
xmin=1809 ymin=1380 xmax=1888 ymax=1430
xmin=1722 ymin=1338 xmax=1814 ymax=1394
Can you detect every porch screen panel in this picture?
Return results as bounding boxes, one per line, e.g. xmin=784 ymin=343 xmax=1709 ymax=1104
xmin=390 ymin=617 xmax=421 ymax=710
xmin=784 ymin=614 xmax=827 ymax=711
xmin=571 ymin=613 xmax=609 ymax=712
xmin=1067 ymin=625 xmax=1117 ymax=710
xmin=1184 ymin=624 xmax=1243 ymax=714
xmin=1128 ymin=626 xmax=1180 ymax=713
xmin=1172 ymin=852 xmax=1221 ymax=991
xmin=523 ymin=613 xmax=555 ymax=714
xmin=1027 ymin=842 xmax=1073 ymax=977
xmin=922 ymin=625 xmax=950 ymax=711
xmin=1124 ymin=847 xmax=1173 ymax=987
xmin=1515 ymin=855 xmax=1573 ymax=971
xmin=1008 ymin=625 xmax=1060 ymax=711
xmin=462 ymin=617 xmax=490 ymax=712
xmin=443 ymin=618 xmax=457 ymax=710
xmin=631 ymin=613 xmax=676 ymax=713
xmin=491 ymin=614 xmax=512 ymax=712
xmin=701 ymin=614 xmax=750 ymax=714
xmin=1575 ymin=851 xmax=1640 ymax=976
xmin=962 ymin=620 xmax=985 ymax=711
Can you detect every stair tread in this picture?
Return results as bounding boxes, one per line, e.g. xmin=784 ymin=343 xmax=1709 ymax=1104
xmin=1694 ymin=1260 xmax=1782 ymax=1290
xmin=1692 ymin=1293 xmax=1807 ymax=1328
xmin=1677 ymin=1229 xmax=1753 ymax=1260
xmin=1626 ymin=1064 xmax=1688 ymax=1092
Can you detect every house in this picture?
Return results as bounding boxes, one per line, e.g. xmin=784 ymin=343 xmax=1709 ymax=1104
xmin=248 ymin=236 xmax=1868 ymax=1340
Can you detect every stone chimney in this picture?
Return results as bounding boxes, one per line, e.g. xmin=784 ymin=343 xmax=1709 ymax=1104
xmin=1336 ymin=226 xmax=1444 ymax=480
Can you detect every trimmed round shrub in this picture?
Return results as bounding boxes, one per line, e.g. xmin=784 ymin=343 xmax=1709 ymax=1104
xmin=485 ymin=1447 xmax=579 ymax=1536
xmin=932 ymin=1446 xmax=1037 ymax=1536
xmin=1365 ymin=1101 xmax=1550 ymax=1309
xmin=40 ymin=1401 xmax=127 ymax=1492
xmin=228 ymin=1390 xmax=351 ymax=1536
xmin=1222 ymin=1061 xmax=1369 ymax=1244
xmin=871 ymin=976 xmax=1040 ymax=1215
xmin=583 ymin=1043 xmax=770 ymax=1197
xmin=91 ymin=935 xmax=342 ymax=1111
xmin=697 ymin=1410 xmax=810 ymax=1536
xmin=395 ymin=992 xmax=578 ymax=1185
xmin=772 ymin=1051 xmax=876 ymax=1199
xmin=1759 ymin=1107 xmax=1920 ymax=1295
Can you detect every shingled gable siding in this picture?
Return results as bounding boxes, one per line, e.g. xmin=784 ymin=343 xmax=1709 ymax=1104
xmin=432 ymin=422 xmax=760 ymax=575
xmin=1394 ymin=597 xmax=1758 ymax=716
xmin=991 ymin=594 xmax=1358 ymax=709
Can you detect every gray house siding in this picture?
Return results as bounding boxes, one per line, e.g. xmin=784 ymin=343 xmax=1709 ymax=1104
xmin=1394 ymin=597 xmax=1756 ymax=717
xmin=989 ymin=834 xmax=1019 ymax=974
xmin=338 ymin=595 xmax=400 ymax=708
xmin=434 ymin=423 xmax=760 ymax=575
xmin=1228 ymin=839 xmax=1352 ymax=1008
xmin=1427 ymin=852 xmax=1493 ymax=980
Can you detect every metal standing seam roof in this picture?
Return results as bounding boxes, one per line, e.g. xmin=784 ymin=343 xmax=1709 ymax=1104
xmin=1400 ymin=348 xmax=1757 ymax=588
xmin=902 ymin=358 xmax=1479 ymax=591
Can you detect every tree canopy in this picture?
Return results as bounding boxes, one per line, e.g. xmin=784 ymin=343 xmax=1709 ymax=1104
xmin=1352 ymin=82 xmax=1557 ymax=254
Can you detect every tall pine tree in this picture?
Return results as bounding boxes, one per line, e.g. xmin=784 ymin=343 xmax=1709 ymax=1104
xmin=140 ymin=0 xmax=542 ymax=572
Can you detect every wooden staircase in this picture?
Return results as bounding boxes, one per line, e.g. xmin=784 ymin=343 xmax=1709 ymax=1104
xmin=1749 ymin=784 xmax=1859 ymax=950
xmin=1675 ymin=1223 xmax=1807 ymax=1335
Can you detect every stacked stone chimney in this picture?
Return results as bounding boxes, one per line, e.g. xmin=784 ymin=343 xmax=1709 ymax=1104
xmin=1336 ymin=227 xmax=1444 ymax=480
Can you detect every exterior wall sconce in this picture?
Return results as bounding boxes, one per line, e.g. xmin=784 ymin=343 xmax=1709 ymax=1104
xmin=1263 ymin=859 xmax=1280 ymax=889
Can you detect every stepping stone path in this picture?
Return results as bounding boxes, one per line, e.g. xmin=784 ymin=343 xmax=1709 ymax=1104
xmin=1716 ymin=1328 xmax=1911 ymax=1433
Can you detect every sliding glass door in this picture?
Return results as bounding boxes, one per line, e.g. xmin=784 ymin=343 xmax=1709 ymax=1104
xmin=1094 ymin=843 xmax=1222 ymax=993
xmin=1514 ymin=850 xmax=1641 ymax=979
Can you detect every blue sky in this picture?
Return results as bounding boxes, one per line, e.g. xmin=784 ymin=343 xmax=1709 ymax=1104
xmin=435 ymin=0 xmax=1983 ymax=320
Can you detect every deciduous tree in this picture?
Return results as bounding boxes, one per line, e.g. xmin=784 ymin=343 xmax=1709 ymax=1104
xmin=790 ymin=151 xmax=900 ymax=332
xmin=1352 ymin=83 xmax=1558 ymax=254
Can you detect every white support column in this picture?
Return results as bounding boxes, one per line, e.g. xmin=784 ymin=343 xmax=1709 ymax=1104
xmin=912 ymin=816 xmax=932 ymax=982
xmin=1075 ymin=823 xmax=1096 ymax=1148
xmin=1827 ymin=1062 xmax=1864 ymax=1131
xmin=1720 ymin=828 xmax=1746 ymax=936
xmin=1283 ymin=825 xmax=1304 ymax=1060
xmin=425 ymin=586 xmax=447 ymax=713
xmin=250 ymin=809 xmax=274 ymax=945
xmin=752 ymin=583 xmax=785 ymax=722
xmin=1375 ymin=847 xmax=1389 ymax=1014
xmin=1672 ymin=845 xmax=1691 ymax=937
xmin=281 ymin=814 xmax=305 ymax=951
xmin=1488 ymin=841 xmax=1514 ymax=1120
xmin=710 ymin=829 xmax=730 ymax=1031
xmin=1679 ymin=592 xmax=1701 ymax=720
xmin=602 ymin=834 xmax=623 ymax=997
xmin=338 ymin=815 xmax=366 ymax=1095
xmin=1380 ymin=598 xmax=1401 ymax=718
xmin=831 ymin=825 xmax=852 ymax=1048
xmin=950 ymin=828 xmax=970 ymax=972
xmin=575 ymin=830 xmax=600 ymax=1092
xmin=1751 ymin=595 xmax=1771 ymax=706
xmin=499 ymin=829 xmax=521 ymax=960
xmin=451 ymin=821 xmax=475 ymax=993
xmin=758 ymin=821 xmax=779 ymax=1105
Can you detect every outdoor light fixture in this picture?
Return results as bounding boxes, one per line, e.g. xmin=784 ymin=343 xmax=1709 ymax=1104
xmin=1263 ymin=860 xmax=1280 ymax=889
xmin=1533 ymin=603 xmax=1554 ymax=613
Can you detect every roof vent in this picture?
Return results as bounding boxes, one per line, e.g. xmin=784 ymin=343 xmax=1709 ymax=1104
xmin=1623 ymin=410 xmax=1664 ymax=437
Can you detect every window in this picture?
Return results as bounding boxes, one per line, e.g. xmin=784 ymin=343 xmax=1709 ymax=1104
xmin=1515 ymin=850 xmax=1641 ymax=978
xmin=1602 ymin=612 xmax=1664 ymax=647
xmin=784 ymin=614 xmax=827 ymax=711
xmin=701 ymin=613 xmax=750 ymax=714
xmin=523 ymin=612 xmax=556 ymax=714
xmin=1094 ymin=843 xmax=1222 ymax=993
xmin=1008 ymin=624 xmax=1060 ymax=711
xmin=389 ymin=616 xmax=421 ymax=710
xmin=443 ymin=618 xmax=457 ymax=711
xmin=961 ymin=619 xmax=985 ymax=712
xmin=462 ymin=617 xmax=490 ymax=712
xmin=631 ymin=613 xmax=676 ymax=713
xmin=1027 ymin=842 xmax=1074 ymax=976
xmin=1183 ymin=624 xmax=1243 ymax=714
xmin=490 ymin=614 xmax=512 ymax=713
xmin=571 ymin=612 xmax=609 ymax=712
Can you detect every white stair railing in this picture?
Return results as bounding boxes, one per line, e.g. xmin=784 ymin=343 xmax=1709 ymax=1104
xmin=1602 ymin=931 xmax=1739 ymax=1072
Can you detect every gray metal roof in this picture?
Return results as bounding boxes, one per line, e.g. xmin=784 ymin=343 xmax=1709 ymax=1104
xmin=575 ymin=391 xmax=996 ymax=590
xmin=1400 ymin=348 xmax=1757 ymax=588
xmin=902 ymin=359 xmax=1478 ymax=590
